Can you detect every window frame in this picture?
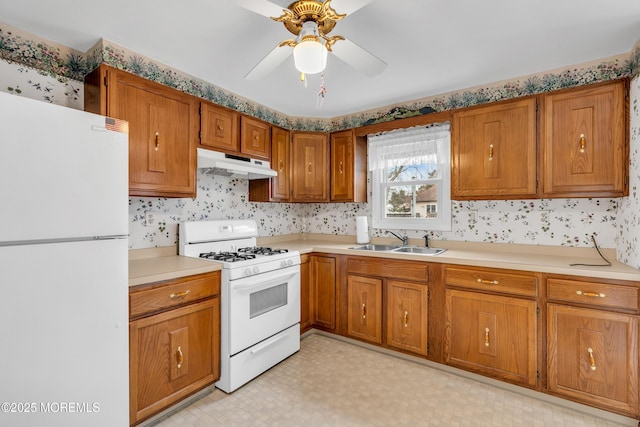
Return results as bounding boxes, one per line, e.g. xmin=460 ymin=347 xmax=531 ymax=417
xmin=368 ymin=122 xmax=452 ymax=231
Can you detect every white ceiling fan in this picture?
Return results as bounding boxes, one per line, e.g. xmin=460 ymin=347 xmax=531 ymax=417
xmin=237 ymin=0 xmax=387 ymax=80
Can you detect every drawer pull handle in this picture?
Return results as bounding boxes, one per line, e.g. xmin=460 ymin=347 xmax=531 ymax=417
xmin=579 ymin=134 xmax=586 ymax=153
xmin=484 ymin=327 xmax=490 ymax=347
xmin=403 ymin=310 xmax=409 ymax=327
xmin=488 ymin=144 xmax=494 ymax=161
xmin=587 ymin=347 xmax=596 ymax=371
xmin=170 ymin=290 xmax=191 ymax=299
xmin=308 ymin=162 xmax=313 ymax=174
xmin=176 ymin=346 xmax=184 ymax=369
xmin=477 ymin=278 xmax=499 ymax=285
xmin=279 ymin=160 xmax=285 ymax=172
xmin=361 ymin=303 xmax=366 ymax=319
xmin=576 ymin=290 xmax=605 ymax=298
xmin=339 ymin=161 xmax=343 ymax=174
xmin=154 ymin=132 xmax=160 ymax=151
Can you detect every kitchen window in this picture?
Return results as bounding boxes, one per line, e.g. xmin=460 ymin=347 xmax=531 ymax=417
xmin=368 ymin=122 xmax=451 ymax=231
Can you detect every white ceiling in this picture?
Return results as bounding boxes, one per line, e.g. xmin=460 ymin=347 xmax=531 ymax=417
xmin=1 ymin=0 xmax=639 ymax=119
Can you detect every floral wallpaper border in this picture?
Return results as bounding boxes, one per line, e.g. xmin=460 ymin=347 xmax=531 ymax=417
xmin=1 ymin=21 xmax=639 ymax=131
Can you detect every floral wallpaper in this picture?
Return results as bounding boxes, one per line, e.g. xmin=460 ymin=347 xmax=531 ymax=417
xmin=618 ymin=73 xmax=640 ymax=268
xmin=1 ymin=22 xmax=640 ymax=268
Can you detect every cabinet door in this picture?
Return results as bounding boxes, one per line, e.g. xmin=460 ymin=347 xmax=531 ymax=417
xmin=241 ymin=116 xmax=270 ymax=160
xmin=199 ymin=102 xmax=239 ymax=153
xmin=312 ymin=255 xmax=336 ymax=331
xmin=541 ymin=81 xmax=627 ymax=197
xmin=347 ymin=275 xmax=382 ymax=344
xmin=129 ymin=298 xmax=220 ymax=424
xmin=300 ymin=254 xmax=312 ymax=333
xmin=547 ymin=304 xmax=638 ymax=416
xmin=105 ymin=67 xmax=197 ymax=198
xmin=445 ymin=289 xmax=537 ymax=387
xmin=387 ymin=280 xmax=427 ymax=355
xmin=292 ymin=132 xmax=328 ymax=201
xmin=330 ymin=130 xmax=354 ymax=201
xmin=452 ymin=98 xmax=537 ymax=199
xmin=271 ymin=126 xmax=291 ymax=200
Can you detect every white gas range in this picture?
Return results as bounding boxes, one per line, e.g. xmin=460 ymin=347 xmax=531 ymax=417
xmin=179 ymin=219 xmax=300 ymax=393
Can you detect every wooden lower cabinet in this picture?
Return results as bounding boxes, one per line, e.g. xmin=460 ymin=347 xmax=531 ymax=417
xmin=129 ymin=272 xmax=220 ymax=425
xmin=312 ymin=255 xmax=337 ymax=331
xmin=445 ymin=289 xmax=537 ymax=387
xmin=347 ymin=275 xmax=382 ymax=344
xmin=387 ymin=280 xmax=428 ymax=355
xmin=547 ymin=304 xmax=639 ymax=416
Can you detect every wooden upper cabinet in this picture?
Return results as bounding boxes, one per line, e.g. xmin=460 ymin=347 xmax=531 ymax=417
xmin=452 ymin=97 xmax=537 ymax=200
xmin=84 ymin=64 xmax=197 ymax=198
xmin=199 ymin=102 xmax=239 ymax=152
xmin=240 ymin=116 xmax=271 ymax=160
xmin=248 ymin=126 xmax=290 ymax=202
xmin=291 ymin=132 xmax=328 ymax=202
xmin=330 ymin=129 xmax=367 ymax=202
xmin=541 ymin=80 xmax=627 ymax=197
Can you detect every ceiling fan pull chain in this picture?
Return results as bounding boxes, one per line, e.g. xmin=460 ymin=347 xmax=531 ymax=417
xmin=317 ymin=73 xmax=327 ymax=108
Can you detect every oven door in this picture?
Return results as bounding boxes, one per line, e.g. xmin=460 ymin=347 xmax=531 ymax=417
xmin=228 ymin=264 xmax=300 ymax=355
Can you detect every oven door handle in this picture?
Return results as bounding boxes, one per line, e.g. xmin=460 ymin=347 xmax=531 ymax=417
xmin=232 ymin=271 xmax=299 ymax=294
xmin=250 ymin=333 xmax=288 ymax=354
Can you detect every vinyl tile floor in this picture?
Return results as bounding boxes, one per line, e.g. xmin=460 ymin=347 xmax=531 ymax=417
xmin=152 ymin=333 xmax=635 ymax=427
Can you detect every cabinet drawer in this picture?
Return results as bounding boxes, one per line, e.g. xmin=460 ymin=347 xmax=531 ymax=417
xmin=130 ymin=272 xmax=221 ymax=318
xmin=547 ymin=278 xmax=639 ymax=311
xmin=444 ymin=266 xmax=537 ymax=298
xmin=347 ymin=257 xmax=429 ymax=282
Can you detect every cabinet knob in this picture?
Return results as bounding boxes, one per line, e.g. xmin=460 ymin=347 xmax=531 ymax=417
xmin=170 ymin=290 xmax=191 ymax=299
xmin=279 ymin=160 xmax=284 ymax=172
xmin=217 ymin=125 xmax=224 ymax=131
xmin=579 ymin=134 xmax=586 ymax=153
xmin=476 ymin=278 xmax=499 ymax=285
xmin=176 ymin=346 xmax=184 ymax=369
xmin=575 ymin=290 xmax=605 ymax=298
xmin=587 ymin=347 xmax=596 ymax=371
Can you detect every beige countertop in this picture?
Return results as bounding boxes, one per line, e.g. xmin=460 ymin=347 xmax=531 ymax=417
xmin=129 ymin=234 xmax=640 ymax=286
xmin=129 ymin=246 xmax=221 ymax=287
xmin=258 ymin=234 xmax=640 ymax=282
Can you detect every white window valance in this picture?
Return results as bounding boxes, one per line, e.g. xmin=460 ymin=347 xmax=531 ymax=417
xmin=367 ymin=123 xmax=451 ymax=171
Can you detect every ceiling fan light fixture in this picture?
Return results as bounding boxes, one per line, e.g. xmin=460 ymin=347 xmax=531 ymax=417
xmin=293 ymin=35 xmax=328 ymax=74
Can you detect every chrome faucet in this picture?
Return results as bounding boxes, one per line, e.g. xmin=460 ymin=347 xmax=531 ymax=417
xmin=387 ymin=231 xmax=409 ymax=246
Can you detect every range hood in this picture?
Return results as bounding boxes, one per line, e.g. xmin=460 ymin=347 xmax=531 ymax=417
xmin=197 ymin=148 xmax=277 ymax=180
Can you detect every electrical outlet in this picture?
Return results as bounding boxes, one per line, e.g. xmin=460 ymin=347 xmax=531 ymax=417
xmin=469 ymin=210 xmax=477 ymax=222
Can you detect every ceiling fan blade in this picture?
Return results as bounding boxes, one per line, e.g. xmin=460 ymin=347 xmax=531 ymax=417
xmin=236 ymin=0 xmax=285 ymax=18
xmin=245 ymin=44 xmax=293 ymax=80
xmin=331 ymin=37 xmax=387 ymax=77
xmin=330 ymin=0 xmax=375 ymax=16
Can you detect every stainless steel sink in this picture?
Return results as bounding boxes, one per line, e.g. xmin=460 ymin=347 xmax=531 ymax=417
xmin=392 ymin=246 xmax=447 ymax=256
xmin=348 ymin=244 xmax=400 ymax=251
xmin=348 ymin=244 xmax=446 ymax=256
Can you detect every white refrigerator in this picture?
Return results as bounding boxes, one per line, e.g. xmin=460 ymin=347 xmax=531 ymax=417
xmin=0 ymin=91 xmax=129 ymax=426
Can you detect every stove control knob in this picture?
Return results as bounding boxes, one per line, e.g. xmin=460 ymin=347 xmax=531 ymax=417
xmin=244 ymin=268 xmax=252 ymax=276
xmin=252 ymin=266 xmax=260 ymax=274
xmin=280 ymin=260 xmax=288 ymax=267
